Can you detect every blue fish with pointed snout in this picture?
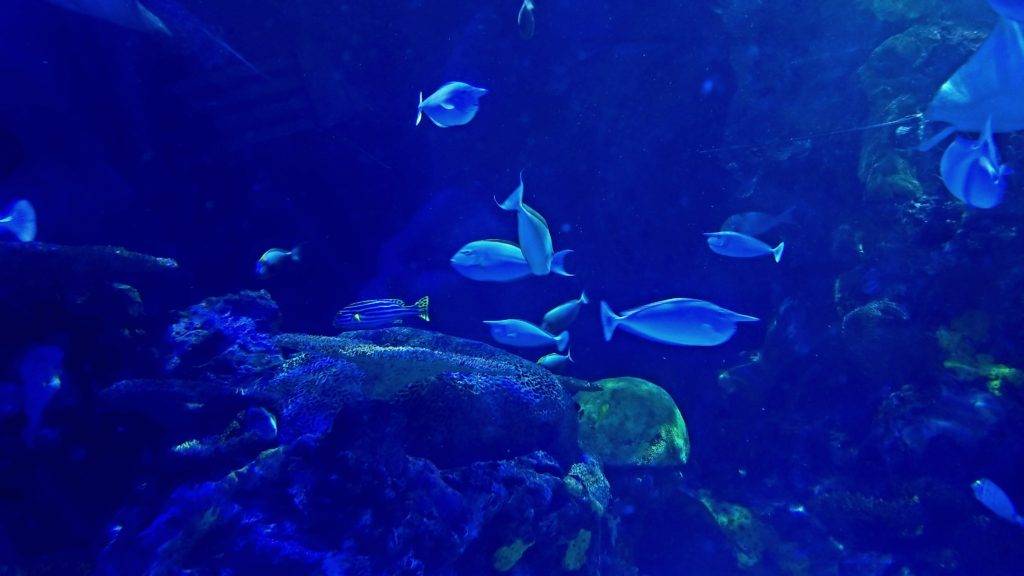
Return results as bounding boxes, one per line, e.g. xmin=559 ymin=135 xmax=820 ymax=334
xmin=972 ymin=478 xmax=1024 ymax=527
xmin=450 ymin=240 xmax=573 ymax=282
xmin=537 ymin=350 xmax=573 ymax=372
xmin=416 ymin=82 xmax=488 ymax=127
xmin=484 ymin=319 xmax=569 ymax=351
xmin=600 ymin=298 xmax=759 ymax=346
xmin=0 ymin=200 xmax=36 ymax=242
xmin=989 ymin=0 xmax=1024 ymax=21
xmin=940 ymin=120 xmax=1012 ymax=209
xmin=497 ymin=171 xmax=554 ymax=275
xmin=541 ymin=291 xmax=589 ymax=334
xmin=705 ymin=231 xmax=784 ymax=263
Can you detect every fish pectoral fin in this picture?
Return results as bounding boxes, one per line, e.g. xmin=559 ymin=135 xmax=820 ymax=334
xmin=440 ymin=102 xmax=456 ymax=110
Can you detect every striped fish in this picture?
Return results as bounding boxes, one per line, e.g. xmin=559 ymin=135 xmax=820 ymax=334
xmin=334 ymin=297 xmax=430 ymax=331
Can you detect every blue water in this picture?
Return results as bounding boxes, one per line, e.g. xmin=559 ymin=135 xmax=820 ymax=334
xmin=1 ymin=1 xmax=1023 ymax=574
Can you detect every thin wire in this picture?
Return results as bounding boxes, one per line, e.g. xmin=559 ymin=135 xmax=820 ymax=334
xmin=695 ymin=113 xmax=925 ymax=155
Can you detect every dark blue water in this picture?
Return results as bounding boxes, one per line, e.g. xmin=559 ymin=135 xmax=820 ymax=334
xmin=1 ymin=1 xmax=1023 ymax=574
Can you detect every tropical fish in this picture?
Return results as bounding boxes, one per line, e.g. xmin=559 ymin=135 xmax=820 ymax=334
xmin=923 ymin=17 xmax=1024 ymax=147
xmin=705 ymin=232 xmax=785 ymax=263
xmin=518 ymin=0 xmax=536 ymax=39
xmin=541 ymin=292 xmax=589 ymax=334
xmin=538 ymin=350 xmax=572 ymax=372
xmin=497 ymin=171 xmax=554 ymax=275
xmin=0 ymin=200 xmax=36 ymax=242
xmin=600 ymin=298 xmax=759 ymax=346
xmin=940 ymin=120 xmax=1011 ymax=209
xmin=335 ymin=297 xmax=430 ymax=331
xmin=416 ymin=82 xmax=489 ymax=128
xmin=989 ymin=0 xmax=1024 ymax=22
xmin=484 ymin=319 xmax=569 ymax=351
xmin=972 ymin=478 xmax=1024 ymax=527
xmin=256 ymin=247 xmax=301 ymax=278
xmin=720 ymin=207 xmax=794 ymax=237
xmin=450 ymin=240 xmax=573 ymax=282
xmin=45 ymin=0 xmax=171 ymax=36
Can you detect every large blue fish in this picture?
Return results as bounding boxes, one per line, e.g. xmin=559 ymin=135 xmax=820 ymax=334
xmin=334 ymin=297 xmax=430 ymax=331
xmin=972 ymin=478 xmax=1024 ymax=527
xmin=450 ymin=240 xmax=573 ymax=282
xmin=705 ymin=232 xmax=784 ymax=263
xmin=416 ymin=82 xmax=488 ymax=128
xmin=45 ymin=0 xmax=171 ymax=35
xmin=989 ymin=0 xmax=1024 ymax=22
xmin=484 ymin=319 xmax=569 ymax=351
xmin=940 ymin=120 xmax=1012 ymax=209
xmin=600 ymin=298 xmax=759 ymax=346
xmin=0 ymin=200 xmax=36 ymax=242
xmin=497 ymin=171 xmax=554 ymax=275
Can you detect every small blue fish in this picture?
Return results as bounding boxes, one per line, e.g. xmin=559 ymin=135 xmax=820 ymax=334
xmin=972 ymin=478 xmax=1024 ymax=527
xmin=940 ymin=120 xmax=1012 ymax=209
xmin=720 ymin=207 xmax=795 ymax=237
xmin=484 ymin=319 xmax=569 ymax=351
xmin=335 ymin=297 xmax=430 ymax=331
xmin=497 ymin=171 xmax=554 ymax=275
xmin=541 ymin=292 xmax=589 ymax=334
xmin=518 ymin=0 xmax=536 ymax=39
xmin=538 ymin=350 xmax=573 ymax=372
xmin=450 ymin=240 xmax=573 ymax=282
xmin=416 ymin=82 xmax=489 ymax=128
xmin=601 ymin=298 xmax=759 ymax=346
xmin=46 ymin=0 xmax=171 ymax=35
xmin=705 ymin=231 xmax=784 ymax=263
xmin=989 ymin=0 xmax=1024 ymax=22
xmin=256 ymin=247 xmax=301 ymax=278
xmin=0 ymin=200 xmax=36 ymax=242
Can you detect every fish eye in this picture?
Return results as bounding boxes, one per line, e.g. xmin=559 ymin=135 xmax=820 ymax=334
xmin=460 ymin=249 xmax=474 ymax=256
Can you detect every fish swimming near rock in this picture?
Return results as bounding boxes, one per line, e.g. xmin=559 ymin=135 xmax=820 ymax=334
xmin=497 ymin=171 xmax=554 ymax=275
xmin=705 ymin=231 xmax=785 ymax=263
xmin=972 ymin=478 xmax=1024 ymax=527
xmin=940 ymin=119 xmax=1012 ymax=209
xmin=989 ymin=0 xmax=1024 ymax=22
xmin=335 ymin=297 xmax=430 ymax=331
xmin=20 ymin=345 xmax=63 ymax=445
xmin=484 ymin=319 xmax=569 ymax=351
xmin=256 ymin=247 xmax=301 ymax=278
xmin=600 ymin=298 xmax=759 ymax=346
xmin=450 ymin=240 xmax=573 ymax=282
xmin=46 ymin=0 xmax=171 ymax=35
xmin=0 ymin=200 xmax=36 ymax=242
xmin=416 ymin=82 xmax=489 ymax=128
xmin=922 ymin=16 xmax=1024 ymax=148
xmin=541 ymin=292 xmax=589 ymax=334
xmin=518 ymin=0 xmax=536 ymax=39
xmin=720 ymin=207 xmax=794 ymax=237
xmin=538 ymin=350 xmax=572 ymax=372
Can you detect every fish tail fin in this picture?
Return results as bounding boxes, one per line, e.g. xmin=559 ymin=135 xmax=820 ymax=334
xmin=772 ymin=241 xmax=785 ymax=263
xmin=567 ymin=348 xmax=574 ymax=363
xmin=555 ymin=331 xmax=570 ymax=353
xmin=415 ymin=296 xmax=430 ymax=322
xmin=496 ymin=170 xmax=525 ymax=211
xmin=551 ymin=250 xmax=575 ymax=276
xmin=918 ymin=125 xmax=957 ymax=152
xmin=579 ymin=291 xmax=589 ymax=305
xmin=3 ymin=200 xmax=36 ymax=242
xmin=416 ymin=92 xmax=424 ymax=126
xmin=138 ymin=2 xmax=172 ymax=36
xmin=290 ymin=245 xmax=302 ymax=263
xmin=600 ymin=301 xmax=622 ymax=341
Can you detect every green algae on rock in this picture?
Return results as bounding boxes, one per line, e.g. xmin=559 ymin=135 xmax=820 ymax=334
xmin=493 ymin=539 xmax=534 ymax=572
xmin=575 ymin=377 xmax=689 ymax=467
xmin=562 ymin=529 xmax=592 ymax=572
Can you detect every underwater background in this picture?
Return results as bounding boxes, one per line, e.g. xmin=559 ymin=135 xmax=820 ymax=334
xmin=2 ymin=0 xmax=1024 ymax=574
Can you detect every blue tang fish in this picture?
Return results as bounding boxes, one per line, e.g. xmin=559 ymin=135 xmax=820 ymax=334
xmin=537 ymin=350 xmax=572 ymax=372
xmin=46 ymin=0 xmax=171 ymax=35
xmin=0 ymin=200 xmax=36 ymax=242
xmin=940 ymin=120 xmax=1012 ymax=209
xmin=972 ymin=478 xmax=1024 ymax=527
xmin=450 ymin=240 xmax=573 ymax=282
xmin=484 ymin=319 xmax=569 ymax=352
xmin=705 ymin=231 xmax=785 ymax=263
xmin=497 ymin=171 xmax=554 ymax=275
xmin=541 ymin=291 xmax=589 ymax=334
xmin=989 ymin=0 xmax=1024 ymax=21
xmin=335 ymin=297 xmax=430 ymax=331
xmin=600 ymin=298 xmax=759 ymax=346
xmin=720 ymin=207 xmax=795 ymax=237
xmin=416 ymin=82 xmax=488 ymax=128
xmin=256 ymin=247 xmax=301 ymax=278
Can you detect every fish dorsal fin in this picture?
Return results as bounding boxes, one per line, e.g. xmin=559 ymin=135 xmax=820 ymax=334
xmin=483 ymin=239 xmax=522 ymax=247
xmin=623 ymin=298 xmax=704 ymax=316
xmin=522 ymin=203 xmax=549 ymax=227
